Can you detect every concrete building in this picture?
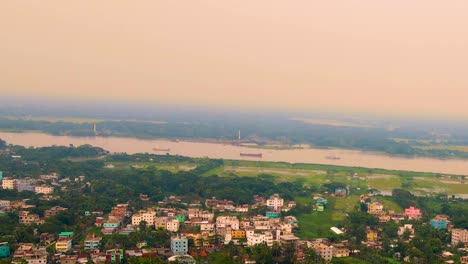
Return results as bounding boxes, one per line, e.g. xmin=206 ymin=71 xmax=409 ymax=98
xmin=398 ymin=224 xmax=415 ymax=237
xmin=216 ymin=216 xmax=239 ymax=230
xmin=12 ymin=243 xmax=48 ymax=264
xmin=246 ymin=231 xmax=273 ymax=247
xmin=166 ymin=219 xmax=180 ymax=232
xmin=34 ymin=185 xmax=54 ymax=194
xmin=452 ymin=229 xmax=468 ymax=245
xmin=404 ymin=206 xmax=422 ymax=220
xmin=18 ymin=211 xmax=41 ymax=225
xmin=171 ymin=235 xmax=188 ymax=255
xmin=266 ymin=194 xmax=284 ymax=210
xmin=367 ymin=201 xmax=384 ymax=214
xmin=155 ymin=216 xmax=168 ymax=230
xmin=84 ymin=234 xmax=102 ymax=251
xmin=430 ymin=215 xmax=450 ymax=230
xmin=44 ymin=206 xmax=67 ymax=219
xmin=2 ymin=177 xmax=16 ymax=190
xmin=17 ymin=178 xmax=37 ymax=192
xmin=313 ymin=243 xmax=334 ymax=261
xmin=0 ymin=200 xmax=10 ymax=210
xmin=132 ymin=210 xmax=156 ymax=226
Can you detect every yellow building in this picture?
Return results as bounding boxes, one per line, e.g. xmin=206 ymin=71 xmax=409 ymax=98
xmin=231 ymin=230 xmax=246 ymax=239
xmin=366 ymin=230 xmax=378 ymax=242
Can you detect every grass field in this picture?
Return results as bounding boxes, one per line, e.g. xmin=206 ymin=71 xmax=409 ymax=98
xmin=104 ymin=161 xmax=199 ymax=173
xmin=416 ymin=145 xmax=468 ymax=152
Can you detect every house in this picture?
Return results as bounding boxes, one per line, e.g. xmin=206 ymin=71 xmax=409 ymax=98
xmin=106 ymin=249 xmax=124 ymax=263
xmin=460 ymin=256 xmax=468 ymax=264
xmin=60 ymin=255 xmax=78 ymax=264
xmin=84 ymin=234 xmax=102 ymax=251
xmin=266 ymin=194 xmax=284 ymax=210
xmin=430 ymin=215 xmax=450 ymax=230
xmin=316 ymin=204 xmax=325 ymax=212
xmin=316 ymin=197 xmax=328 ymax=205
xmin=200 ymin=221 xmax=215 ymax=233
xmin=0 ymin=242 xmax=10 ymax=258
xmin=404 ymin=206 xmax=422 ymax=220
xmin=335 ymin=188 xmax=347 ymax=197
xmin=171 ymin=235 xmax=188 ymax=255
xmin=398 ymin=224 xmax=415 ymax=237
xmin=168 ymin=254 xmax=196 ymax=263
xmin=155 ymin=216 xmax=168 ymax=230
xmin=451 ymin=229 xmax=468 ymax=245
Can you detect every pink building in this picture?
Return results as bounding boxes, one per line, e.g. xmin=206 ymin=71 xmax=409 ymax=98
xmin=404 ymin=206 xmax=422 ymax=220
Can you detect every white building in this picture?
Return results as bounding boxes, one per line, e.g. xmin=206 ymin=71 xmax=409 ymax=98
xmin=132 ymin=210 xmax=156 ymax=226
xmin=34 ymin=185 xmax=54 ymax=195
xmin=17 ymin=178 xmax=37 ymax=192
xmin=246 ymin=231 xmax=274 ymax=247
xmin=166 ymin=219 xmax=180 ymax=232
xmin=266 ymin=194 xmax=284 ymax=210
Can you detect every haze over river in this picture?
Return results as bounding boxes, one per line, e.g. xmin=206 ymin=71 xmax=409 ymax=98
xmin=1 ymin=132 xmax=467 ymax=175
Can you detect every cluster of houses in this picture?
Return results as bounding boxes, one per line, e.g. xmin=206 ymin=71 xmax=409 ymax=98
xmin=359 ymin=193 xmax=468 ymax=262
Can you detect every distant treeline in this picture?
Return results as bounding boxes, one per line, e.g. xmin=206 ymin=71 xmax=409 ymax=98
xmin=1 ymin=117 xmax=468 ymax=159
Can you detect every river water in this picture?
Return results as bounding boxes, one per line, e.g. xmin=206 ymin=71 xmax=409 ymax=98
xmin=1 ymin=132 xmax=467 ymax=175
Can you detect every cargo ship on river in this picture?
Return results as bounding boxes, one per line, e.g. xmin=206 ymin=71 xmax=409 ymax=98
xmin=240 ymin=153 xmax=263 ymax=158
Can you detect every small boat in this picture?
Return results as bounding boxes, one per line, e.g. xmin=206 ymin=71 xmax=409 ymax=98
xmin=240 ymin=153 xmax=263 ymax=158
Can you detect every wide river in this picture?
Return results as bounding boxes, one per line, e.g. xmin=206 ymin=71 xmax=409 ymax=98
xmin=1 ymin=132 xmax=467 ymax=175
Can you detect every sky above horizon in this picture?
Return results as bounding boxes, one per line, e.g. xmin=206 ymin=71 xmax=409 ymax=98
xmin=1 ymin=1 xmax=468 ymax=118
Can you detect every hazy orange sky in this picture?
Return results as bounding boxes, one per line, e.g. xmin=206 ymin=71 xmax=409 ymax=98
xmin=1 ymin=1 xmax=467 ymax=118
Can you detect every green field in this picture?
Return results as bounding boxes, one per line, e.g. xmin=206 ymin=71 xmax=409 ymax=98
xmin=104 ymin=161 xmax=199 ymax=173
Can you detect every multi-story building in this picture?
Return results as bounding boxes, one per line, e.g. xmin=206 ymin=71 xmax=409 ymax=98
xmin=84 ymin=234 xmax=102 ymax=251
xmin=18 ymin=211 xmax=41 ymax=225
xmin=313 ymin=243 xmax=333 ymax=261
xmin=452 ymin=229 xmax=468 ymax=245
xmin=155 ymin=216 xmax=168 ymax=230
xmin=2 ymin=177 xmax=16 ymax=190
xmin=332 ymin=244 xmax=350 ymax=258
xmin=171 ymin=235 xmax=188 ymax=255
xmin=216 ymin=216 xmax=239 ymax=230
xmin=430 ymin=215 xmax=450 ymax=230
xmin=12 ymin=243 xmax=47 ymax=264
xmin=404 ymin=206 xmax=422 ymax=220
xmin=231 ymin=230 xmax=246 ymax=239
xmin=200 ymin=221 xmax=215 ymax=233
xmin=252 ymin=215 xmax=270 ymax=230
xmin=17 ymin=178 xmax=37 ymax=192
xmin=366 ymin=229 xmax=378 ymax=242
xmin=56 ymin=232 xmax=73 ymax=253
xmin=246 ymin=231 xmax=274 ymax=247
xmin=34 ymin=185 xmax=54 ymax=194
xmin=132 ymin=210 xmax=156 ymax=226
xmin=166 ymin=219 xmax=180 ymax=232
xmin=367 ymin=201 xmax=384 ymax=214
xmin=44 ymin=206 xmax=68 ymax=219
xmin=266 ymin=194 xmax=284 ymax=210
